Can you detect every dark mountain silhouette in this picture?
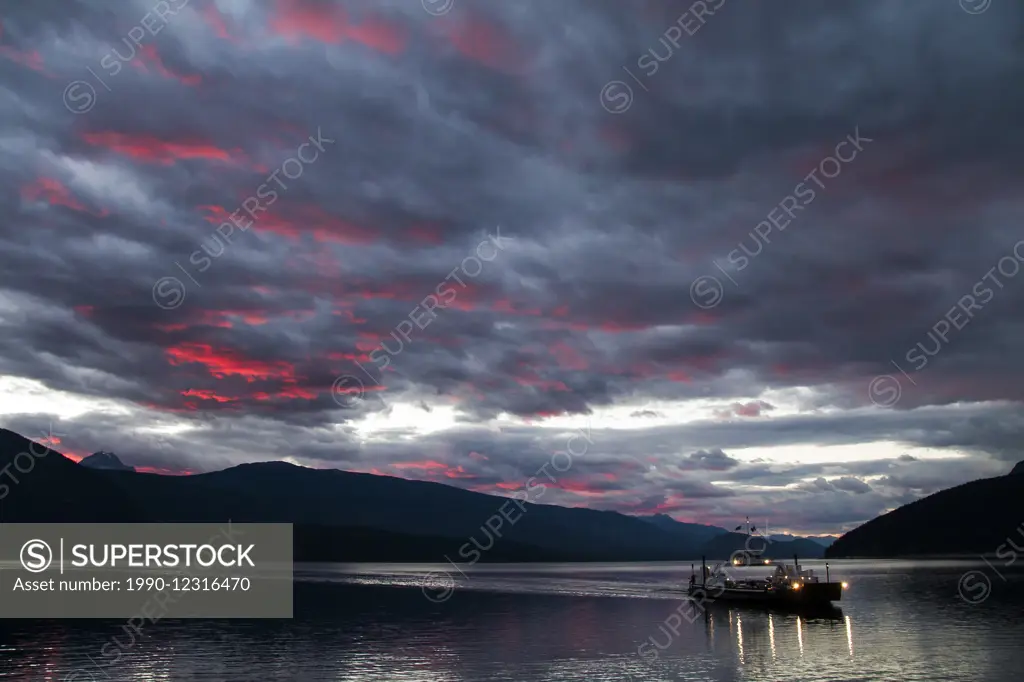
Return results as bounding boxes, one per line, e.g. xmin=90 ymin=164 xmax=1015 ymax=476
xmin=699 ymin=532 xmax=827 ymax=561
xmin=827 ymin=463 xmax=1024 ymax=558
xmin=770 ymin=533 xmax=836 ymax=547
xmin=0 ymin=430 xmax=144 ymax=522
xmin=79 ymin=450 xmax=135 ymax=472
xmin=0 ymin=428 xmax=700 ymax=561
xmin=637 ymin=514 xmax=727 ymax=546
xmin=1010 ymin=461 xmax=1024 ymax=475
xmin=102 ymin=460 xmax=709 ymax=560
xmin=808 ymin=536 xmax=837 ymax=547
xmin=1 ymin=428 xmax=838 ymax=561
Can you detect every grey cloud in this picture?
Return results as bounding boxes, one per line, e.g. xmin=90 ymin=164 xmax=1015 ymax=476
xmin=0 ymin=0 xmax=1021 ymax=534
xmin=677 ymin=448 xmax=740 ymax=471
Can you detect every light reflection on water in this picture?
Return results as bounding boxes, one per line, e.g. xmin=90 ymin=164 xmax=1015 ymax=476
xmin=0 ymin=559 xmax=1020 ymax=681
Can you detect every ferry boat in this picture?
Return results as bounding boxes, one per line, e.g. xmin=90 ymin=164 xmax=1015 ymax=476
xmin=687 ymin=556 xmax=846 ymax=608
xmin=730 ymin=553 xmax=773 ymax=567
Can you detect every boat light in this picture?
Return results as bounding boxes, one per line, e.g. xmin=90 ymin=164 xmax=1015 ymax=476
xmin=791 ymin=582 xmax=801 ymax=590
xmin=764 ymin=559 xmax=771 ymax=565
xmin=841 ymin=582 xmax=849 ymax=589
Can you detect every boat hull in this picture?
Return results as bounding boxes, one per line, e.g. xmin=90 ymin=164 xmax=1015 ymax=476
xmin=688 ymin=581 xmax=841 ymax=607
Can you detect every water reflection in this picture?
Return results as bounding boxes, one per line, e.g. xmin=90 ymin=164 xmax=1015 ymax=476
xmin=0 ymin=561 xmax=1021 ymax=681
xmin=2 ymin=588 xmax=856 ymax=680
xmin=796 ymin=615 xmax=804 ymax=657
xmin=736 ymin=614 xmax=744 ymax=665
xmin=702 ymin=605 xmax=848 ymax=668
xmin=846 ymin=615 xmax=853 ymax=657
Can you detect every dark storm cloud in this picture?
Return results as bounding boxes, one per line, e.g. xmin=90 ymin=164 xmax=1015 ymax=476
xmin=0 ymin=0 xmax=1022 ymax=534
xmin=831 ymin=477 xmax=872 ymax=494
xmin=677 ymin=448 xmax=739 ymax=471
xmin=797 ymin=476 xmax=872 ymax=495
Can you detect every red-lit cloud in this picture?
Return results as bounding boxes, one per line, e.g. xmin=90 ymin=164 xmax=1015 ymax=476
xmin=0 ymin=45 xmax=46 ymax=73
xmin=134 ymin=45 xmax=202 ymax=86
xmin=166 ymin=343 xmax=298 ymax=382
xmin=432 ymin=12 xmax=527 ymax=74
xmin=0 ymin=22 xmax=48 ymax=74
xmin=136 ymin=466 xmax=195 ymax=476
xmin=388 ymin=460 xmax=476 ymax=480
xmin=200 ymin=204 xmax=378 ymax=245
xmin=182 ymin=388 xmax=236 ymax=403
xmin=82 ymin=132 xmax=238 ymax=165
xmin=550 ymin=342 xmax=589 ymax=370
xmin=201 ymin=4 xmax=237 ymax=42
xmin=21 ymin=177 xmax=108 ymax=216
xmin=715 ymin=400 xmax=776 ymax=419
xmin=269 ymin=0 xmax=406 ymax=55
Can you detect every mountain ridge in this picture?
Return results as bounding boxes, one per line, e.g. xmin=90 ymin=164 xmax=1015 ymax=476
xmin=0 ymin=428 xmax=839 ymax=559
xmin=0 ymin=429 xmax=691 ymax=561
xmin=79 ymin=450 xmax=135 ymax=472
xmin=636 ymin=513 xmax=728 ymax=546
xmin=699 ymin=531 xmax=828 ymax=560
xmin=827 ymin=465 xmax=1024 ymax=558
xmin=770 ymin=533 xmax=836 ymax=547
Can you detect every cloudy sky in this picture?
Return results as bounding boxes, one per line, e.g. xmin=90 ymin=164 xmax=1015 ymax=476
xmin=1 ymin=0 xmax=1022 ymax=534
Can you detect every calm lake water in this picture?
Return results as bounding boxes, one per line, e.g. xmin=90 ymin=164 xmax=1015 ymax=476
xmin=1 ymin=559 xmax=1022 ymax=681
